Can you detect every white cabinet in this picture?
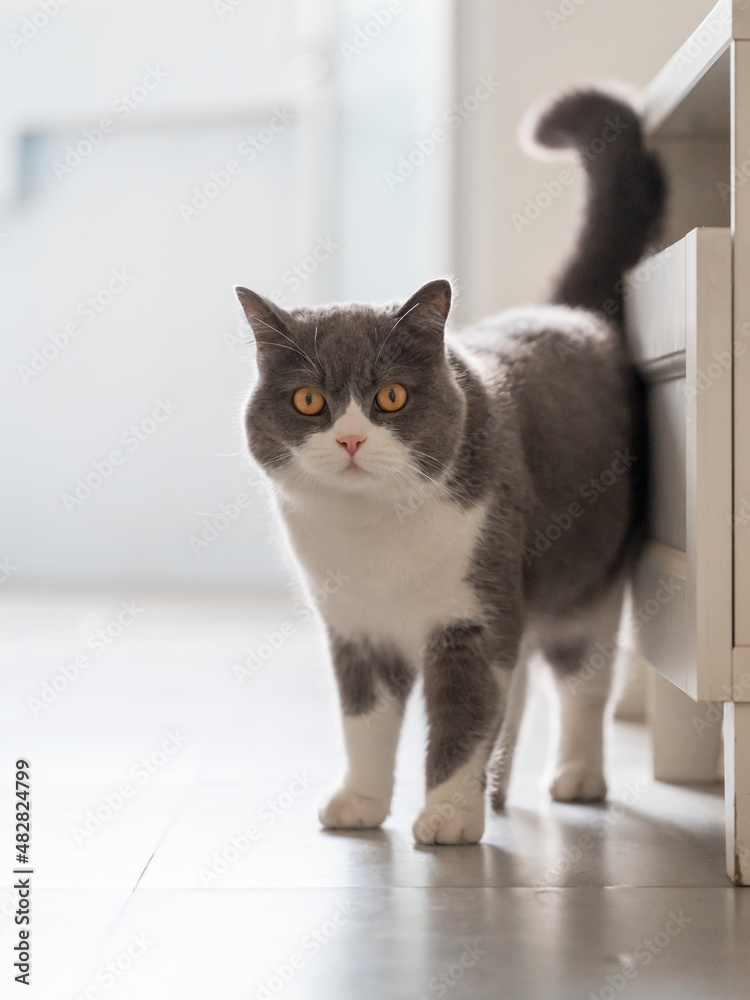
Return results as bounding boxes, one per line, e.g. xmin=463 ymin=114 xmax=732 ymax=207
xmin=628 ymin=228 xmax=732 ymax=701
xmin=628 ymin=0 xmax=750 ymax=884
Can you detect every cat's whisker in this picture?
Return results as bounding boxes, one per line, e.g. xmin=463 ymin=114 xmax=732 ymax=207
xmin=373 ymin=301 xmax=421 ymax=367
xmin=313 ymin=325 xmax=322 ymax=368
xmin=251 ymin=318 xmax=320 ymax=372
xmin=251 ymin=339 xmax=313 ymax=365
xmin=269 ymin=466 xmax=308 ymax=498
xmin=404 ymin=460 xmax=470 ymax=510
xmin=390 ymin=466 xmax=443 ymax=520
xmin=404 ymin=450 xmax=486 ymax=510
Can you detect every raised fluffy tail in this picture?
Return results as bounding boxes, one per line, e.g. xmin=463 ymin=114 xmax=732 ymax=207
xmin=531 ymin=89 xmax=666 ymax=326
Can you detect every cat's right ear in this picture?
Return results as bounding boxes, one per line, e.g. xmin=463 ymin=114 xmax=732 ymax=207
xmin=235 ymin=287 xmax=292 ymax=350
xmin=396 ymin=279 xmax=452 ymax=339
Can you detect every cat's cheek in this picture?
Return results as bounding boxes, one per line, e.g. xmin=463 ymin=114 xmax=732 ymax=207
xmin=246 ymin=427 xmax=294 ymax=476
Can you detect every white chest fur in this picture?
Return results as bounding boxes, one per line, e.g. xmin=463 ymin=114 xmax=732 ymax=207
xmin=278 ymin=486 xmax=487 ymax=664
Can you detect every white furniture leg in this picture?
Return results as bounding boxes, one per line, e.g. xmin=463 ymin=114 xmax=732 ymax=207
xmin=648 ymin=668 xmax=723 ymax=783
xmin=724 ymin=702 xmax=750 ymax=885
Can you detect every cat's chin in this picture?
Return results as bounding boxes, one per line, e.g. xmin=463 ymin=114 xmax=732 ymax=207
xmin=327 ymin=466 xmax=379 ymax=493
xmin=332 ymin=463 xmax=419 ymax=493
xmin=276 ymin=462 xmax=377 ymax=497
xmin=280 ymin=459 xmax=422 ymax=499
xmin=338 ymin=463 xmax=369 ymax=477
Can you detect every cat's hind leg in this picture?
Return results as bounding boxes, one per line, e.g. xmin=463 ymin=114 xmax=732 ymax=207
xmin=319 ymin=635 xmax=414 ymax=830
xmin=541 ymin=578 xmax=626 ymax=803
xmin=488 ymin=651 xmax=529 ymax=812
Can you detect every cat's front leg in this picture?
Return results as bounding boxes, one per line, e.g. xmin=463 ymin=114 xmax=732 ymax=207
xmin=413 ymin=622 xmax=504 ymax=845
xmin=319 ymin=634 xmax=414 ymax=830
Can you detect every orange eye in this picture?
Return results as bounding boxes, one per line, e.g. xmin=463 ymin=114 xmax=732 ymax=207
xmin=376 ymin=383 xmax=407 ymax=412
xmin=293 ymin=387 xmax=325 ymax=415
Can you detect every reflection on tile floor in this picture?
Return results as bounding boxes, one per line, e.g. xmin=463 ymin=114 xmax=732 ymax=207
xmin=1 ymin=595 xmax=745 ymax=999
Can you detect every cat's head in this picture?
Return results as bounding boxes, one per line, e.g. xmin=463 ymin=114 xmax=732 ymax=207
xmin=236 ymin=279 xmax=466 ymax=497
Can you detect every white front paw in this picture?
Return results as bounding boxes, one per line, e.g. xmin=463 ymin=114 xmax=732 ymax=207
xmin=412 ymin=792 xmax=485 ymax=845
xmin=319 ymin=787 xmax=390 ymax=829
xmin=550 ymin=761 xmax=607 ymax=803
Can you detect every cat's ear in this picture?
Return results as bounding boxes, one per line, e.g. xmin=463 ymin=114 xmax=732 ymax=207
xmin=235 ymin=287 xmax=293 ymax=349
xmin=396 ymin=279 xmax=452 ymax=337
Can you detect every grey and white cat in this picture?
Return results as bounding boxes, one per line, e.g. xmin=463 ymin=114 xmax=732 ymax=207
xmin=236 ymin=90 xmax=664 ymax=844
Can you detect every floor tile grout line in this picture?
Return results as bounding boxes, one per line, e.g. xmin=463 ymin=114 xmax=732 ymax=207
xmin=85 ymin=780 xmax=199 ymax=966
xmin=83 ymin=704 xmax=255 ymax=964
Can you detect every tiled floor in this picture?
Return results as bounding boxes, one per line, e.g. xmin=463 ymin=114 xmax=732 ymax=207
xmin=2 ymin=594 xmax=748 ymax=999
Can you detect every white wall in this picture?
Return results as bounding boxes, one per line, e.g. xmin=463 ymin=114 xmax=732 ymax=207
xmin=453 ymin=0 xmax=718 ymax=325
xmin=1 ymin=0 xmax=314 ymax=594
xmin=0 ymin=0 xmax=454 ymax=593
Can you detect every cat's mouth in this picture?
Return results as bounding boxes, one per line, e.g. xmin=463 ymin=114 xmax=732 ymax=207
xmin=340 ymin=461 xmax=367 ymax=475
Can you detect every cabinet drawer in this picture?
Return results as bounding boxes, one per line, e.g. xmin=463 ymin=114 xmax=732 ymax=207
xmin=626 ymin=227 xmax=732 ymax=700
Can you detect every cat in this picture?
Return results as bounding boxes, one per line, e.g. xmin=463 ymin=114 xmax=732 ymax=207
xmin=235 ymin=88 xmax=664 ymax=845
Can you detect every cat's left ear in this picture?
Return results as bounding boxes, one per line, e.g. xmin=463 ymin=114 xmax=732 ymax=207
xmin=396 ymin=279 xmax=452 ymax=337
xmin=235 ymin=287 xmax=293 ymax=347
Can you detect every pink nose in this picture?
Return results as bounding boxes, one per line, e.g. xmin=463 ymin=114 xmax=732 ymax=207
xmin=336 ymin=433 xmax=366 ymax=456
